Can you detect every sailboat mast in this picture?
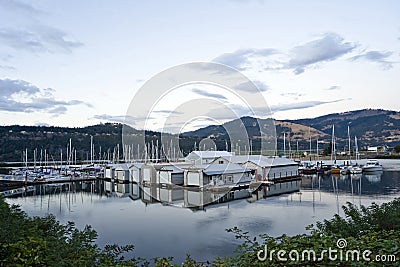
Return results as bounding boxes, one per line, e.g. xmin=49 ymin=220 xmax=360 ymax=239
xmin=309 ymin=126 xmax=312 ymax=157
xmin=90 ymin=135 xmax=93 ymax=164
xmin=348 ymin=125 xmax=351 ymax=161
xmin=331 ymin=125 xmax=335 ymax=162
xmin=283 ymin=132 xmax=286 ymax=156
xmin=355 ymin=136 xmax=359 ymax=162
xmin=25 ymin=148 xmax=28 ymax=169
xmin=69 ymin=138 xmax=72 ymax=164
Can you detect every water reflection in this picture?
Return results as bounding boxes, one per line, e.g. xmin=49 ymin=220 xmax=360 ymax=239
xmin=364 ymin=171 xmax=383 ymax=183
xmin=100 ymin=179 xmax=302 ymax=210
xmin=2 ymin=171 xmax=400 ymax=263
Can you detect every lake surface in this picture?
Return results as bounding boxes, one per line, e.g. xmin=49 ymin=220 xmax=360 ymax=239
xmin=4 ymin=159 xmax=400 ymax=263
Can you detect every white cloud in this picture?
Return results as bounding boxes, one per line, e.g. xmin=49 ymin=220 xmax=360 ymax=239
xmin=0 ymin=0 xmax=82 ymax=58
xmin=192 ymin=88 xmax=228 ymax=100
xmin=349 ymin=50 xmax=394 ymax=70
xmin=270 ymin=99 xmax=347 ymax=113
xmin=286 ymin=33 xmax=357 ymax=74
xmin=213 ymin=33 xmax=357 ymax=75
xmin=234 ymin=80 xmax=270 ymax=93
xmin=213 ymin=48 xmax=278 ymax=70
xmin=325 ymin=85 xmax=341 ymax=91
xmin=0 ymin=78 xmax=91 ymax=115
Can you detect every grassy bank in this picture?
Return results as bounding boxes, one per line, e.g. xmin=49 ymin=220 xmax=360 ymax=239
xmin=1 ymin=196 xmax=399 ymax=266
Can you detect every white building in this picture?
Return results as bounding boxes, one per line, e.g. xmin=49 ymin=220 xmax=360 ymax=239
xmin=141 ymin=164 xmax=161 ymax=184
xmin=129 ymin=163 xmax=143 ymax=183
xmin=185 ymin=151 xmax=233 ymax=165
xmin=184 ymin=161 xmax=251 ymax=187
xmin=214 ymin=155 xmax=299 ymax=181
xmin=157 ymin=165 xmax=189 ymax=186
xmin=114 ymin=164 xmax=130 ymax=182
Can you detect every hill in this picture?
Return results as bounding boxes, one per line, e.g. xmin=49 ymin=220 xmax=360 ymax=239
xmin=286 ymin=109 xmax=400 ymax=146
xmin=1 ymin=109 xmax=399 ymax=162
xmin=183 ymin=109 xmax=400 ymax=150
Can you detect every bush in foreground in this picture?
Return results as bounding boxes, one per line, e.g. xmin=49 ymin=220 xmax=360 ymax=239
xmin=1 ymin=196 xmax=400 ymax=266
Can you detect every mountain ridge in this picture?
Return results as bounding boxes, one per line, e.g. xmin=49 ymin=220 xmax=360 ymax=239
xmin=1 ymin=109 xmax=399 ymax=162
xmin=183 ymin=108 xmax=400 ymax=147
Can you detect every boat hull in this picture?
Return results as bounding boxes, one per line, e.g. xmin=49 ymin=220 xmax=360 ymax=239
xmin=362 ymin=166 xmax=383 ymax=172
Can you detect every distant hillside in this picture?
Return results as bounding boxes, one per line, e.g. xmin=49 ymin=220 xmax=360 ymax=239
xmin=286 ymin=109 xmax=400 ymax=146
xmin=0 ymin=123 xmax=124 ymax=162
xmin=1 ymin=109 xmax=399 ymax=162
xmin=183 ymin=109 xmax=400 ymax=149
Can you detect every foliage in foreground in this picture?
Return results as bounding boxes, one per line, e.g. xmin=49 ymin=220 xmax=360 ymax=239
xmin=220 ymin=199 xmax=400 ymax=266
xmin=0 ymin=195 xmax=144 ymax=266
xmin=1 ymin=196 xmax=400 ymax=266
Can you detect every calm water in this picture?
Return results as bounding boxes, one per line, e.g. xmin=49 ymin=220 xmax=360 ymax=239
xmin=4 ymin=160 xmax=400 ymax=263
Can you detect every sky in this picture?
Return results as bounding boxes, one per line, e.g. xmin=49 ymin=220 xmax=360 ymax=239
xmin=0 ymin=0 xmax=399 ymax=132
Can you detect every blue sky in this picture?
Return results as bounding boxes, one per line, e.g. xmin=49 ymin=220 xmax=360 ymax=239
xmin=0 ymin=0 xmax=399 ymax=130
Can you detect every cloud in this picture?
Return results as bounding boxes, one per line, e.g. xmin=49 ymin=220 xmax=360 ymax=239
xmin=0 ymin=27 xmax=83 ymax=53
xmin=279 ymin=92 xmax=305 ymax=100
xmin=151 ymin=110 xmax=184 ymax=115
xmin=325 ymin=85 xmax=341 ymax=91
xmin=213 ymin=33 xmax=357 ymax=74
xmin=286 ymin=33 xmax=357 ymax=74
xmin=0 ymin=0 xmax=41 ymax=16
xmin=234 ymin=80 xmax=270 ymax=92
xmin=192 ymin=88 xmax=227 ymax=100
xmin=92 ymin=114 xmax=127 ymax=123
xmin=270 ymin=99 xmax=347 ymax=113
xmin=35 ymin=122 xmax=50 ymax=127
xmin=0 ymin=78 xmax=91 ymax=115
xmin=0 ymin=1 xmax=82 ymax=55
xmin=92 ymin=114 xmax=146 ymax=125
xmin=349 ymin=50 xmax=394 ymax=70
xmin=0 ymin=65 xmax=16 ymax=71
xmin=213 ymin=48 xmax=278 ymax=70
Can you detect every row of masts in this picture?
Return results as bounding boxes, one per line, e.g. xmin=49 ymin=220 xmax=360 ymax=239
xmin=281 ymin=125 xmax=360 ymax=161
xmin=20 ymin=136 xmax=261 ymax=167
xmin=20 ymin=125 xmax=362 ymax=167
xmin=330 ymin=125 xmax=360 ymax=163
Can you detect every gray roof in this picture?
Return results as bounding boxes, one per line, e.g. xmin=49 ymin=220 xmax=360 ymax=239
xmin=114 ymin=164 xmax=129 ymax=171
xmin=219 ymin=155 xmax=298 ymax=167
xmin=129 ymin=163 xmax=145 ymax=169
xmin=186 ymin=150 xmax=233 ymax=159
xmin=159 ymin=164 xmax=192 ymax=173
xmin=203 ymin=162 xmax=251 ymax=176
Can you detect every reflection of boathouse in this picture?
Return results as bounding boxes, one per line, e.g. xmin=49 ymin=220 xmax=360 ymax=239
xmin=249 ymin=179 xmax=301 ymax=202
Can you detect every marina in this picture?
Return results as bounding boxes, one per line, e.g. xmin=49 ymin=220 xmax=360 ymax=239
xmin=1 ymin=140 xmax=400 ymax=263
xmin=3 ymin=162 xmax=400 ymax=263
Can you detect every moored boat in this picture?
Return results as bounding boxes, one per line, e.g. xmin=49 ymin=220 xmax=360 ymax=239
xmin=349 ymin=166 xmax=362 ymax=174
xmin=362 ymin=160 xmax=383 ymax=172
xmin=331 ymin=165 xmax=341 ymax=174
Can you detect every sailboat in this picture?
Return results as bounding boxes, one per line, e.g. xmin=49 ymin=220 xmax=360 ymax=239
xmin=330 ymin=125 xmax=341 ymax=175
xmin=340 ymin=125 xmax=352 ymax=175
xmin=350 ymin=136 xmax=362 ymax=174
